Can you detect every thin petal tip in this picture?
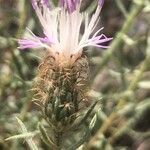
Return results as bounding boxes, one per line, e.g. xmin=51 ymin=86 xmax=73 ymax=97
xmin=31 ymin=0 xmax=50 ymax=9
xmin=98 ymin=0 xmax=104 ymax=8
xmin=60 ymin=0 xmax=80 ymax=13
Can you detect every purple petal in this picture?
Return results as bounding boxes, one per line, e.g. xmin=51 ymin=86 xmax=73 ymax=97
xmin=38 ymin=36 xmax=53 ymax=44
xmin=18 ymin=39 xmax=41 ymax=49
xmin=89 ymin=33 xmax=113 ymax=48
xmin=43 ymin=0 xmax=49 ymax=6
xmin=31 ymin=0 xmax=36 ymax=9
xmin=98 ymin=0 xmax=104 ymax=8
xmin=31 ymin=0 xmax=50 ymax=10
xmin=91 ymin=44 xmax=110 ymax=49
xmin=18 ymin=35 xmax=53 ymax=49
xmin=60 ymin=0 xmax=80 ymax=13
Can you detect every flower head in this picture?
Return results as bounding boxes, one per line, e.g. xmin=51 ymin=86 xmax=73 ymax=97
xmin=18 ymin=0 xmax=112 ymax=66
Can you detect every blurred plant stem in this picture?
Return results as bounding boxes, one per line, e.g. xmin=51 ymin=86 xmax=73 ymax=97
xmin=11 ymin=48 xmax=26 ymax=79
xmin=109 ymin=99 xmax=150 ymax=144
xmin=84 ymin=0 xmax=148 ymax=149
xmin=19 ymin=93 xmax=33 ymax=120
xmin=92 ymin=0 xmax=145 ymax=81
xmin=16 ymin=0 xmax=27 ymax=37
xmin=84 ymin=36 xmax=150 ymax=149
xmin=115 ymin=0 xmax=128 ymax=18
xmin=15 ymin=0 xmax=31 ymax=119
xmin=128 ymin=31 xmax=150 ymax=91
xmin=11 ymin=0 xmax=32 ymax=120
xmin=10 ymin=0 xmax=28 ymax=80
xmin=1 ymin=1 xmax=44 ymax=149
xmin=84 ymin=55 xmax=150 ymax=149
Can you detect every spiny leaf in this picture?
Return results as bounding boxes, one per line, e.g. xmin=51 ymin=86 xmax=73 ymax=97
xmin=5 ymin=131 xmax=39 ymax=141
xmin=15 ymin=117 xmax=39 ymax=150
xmin=77 ymin=101 xmax=98 ymax=127
xmin=38 ymin=123 xmax=57 ymax=149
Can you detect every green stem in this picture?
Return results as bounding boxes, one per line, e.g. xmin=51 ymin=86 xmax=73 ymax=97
xmin=92 ymin=1 xmax=145 ymax=80
xmin=85 ymin=1 xmax=146 ymax=147
xmin=11 ymin=49 xmax=25 ymax=80
xmin=115 ymin=0 xmax=128 ymax=18
xmin=128 ymin=56 xmax=150 ymax=91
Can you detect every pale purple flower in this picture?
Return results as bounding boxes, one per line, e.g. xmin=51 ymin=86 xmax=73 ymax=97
xmin=18 ymin=0 xmax=112 ymax=60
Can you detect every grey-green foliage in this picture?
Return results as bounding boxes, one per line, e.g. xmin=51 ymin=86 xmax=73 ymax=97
xmin=0 ymin=0 xmax=150 ymax=150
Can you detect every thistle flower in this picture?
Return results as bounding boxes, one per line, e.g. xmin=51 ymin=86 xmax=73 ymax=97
xmin=18 ymin=0 xmax=112 ymax=148
xmin=18 ymin=0 xmax=112 ymax=66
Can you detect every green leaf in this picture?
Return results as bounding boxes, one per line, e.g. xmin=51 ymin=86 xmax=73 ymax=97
xmin=38 ymin=123 xmax=56 ymax=149
xmin=15 ymin=117 xmax=39 ymax=150
xmin=5 ymin=131 xmax=39 ymax=141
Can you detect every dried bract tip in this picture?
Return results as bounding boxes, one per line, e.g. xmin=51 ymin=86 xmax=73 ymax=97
xmin=32 ymin=54 xmax=89 ymax=133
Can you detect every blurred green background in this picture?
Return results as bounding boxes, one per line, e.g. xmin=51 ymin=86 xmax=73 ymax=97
xmin=0 ymin=0 xmax=150 ymax=149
